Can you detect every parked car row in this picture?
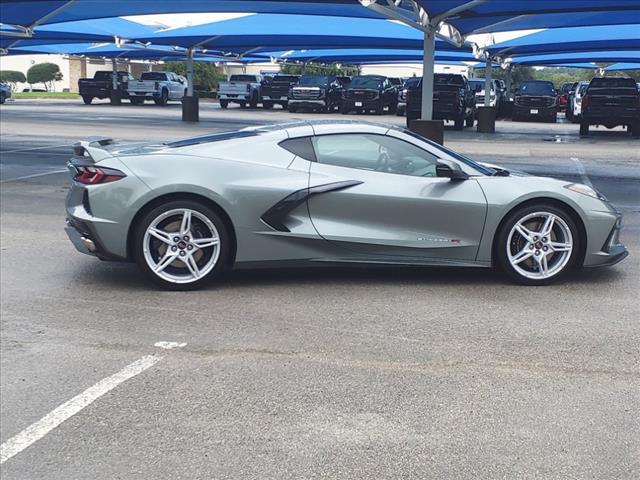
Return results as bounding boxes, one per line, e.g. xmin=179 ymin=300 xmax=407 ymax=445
xmin=78 ymin=70 xmax=187 ymax=105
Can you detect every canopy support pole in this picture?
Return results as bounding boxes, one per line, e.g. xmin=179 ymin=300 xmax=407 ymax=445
xmin=421 ymin=27 xmax=435 ymax=121
xmin=109 ymin=58 xmax=121 ymax=105
xmin=182 ymin=48 xmax=199 ymax=122
xmin=484 ymin=55 xmax=492 ymax=107
xmin=505 ymin=64 xmax=513 ymax=101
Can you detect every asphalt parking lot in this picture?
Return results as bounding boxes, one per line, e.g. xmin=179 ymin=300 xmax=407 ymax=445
xmin=1 ymin=99 xmax=639 ymax=479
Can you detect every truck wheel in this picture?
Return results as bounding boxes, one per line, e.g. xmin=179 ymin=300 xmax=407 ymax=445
xmin=0 ymin=92 xmax=5 ymax=104
xmin=388 ymin=102 xmax=397 ymax=115
xmin=579 ymin=121 xmax=589 ymax=136
xmin=288 ymin=104 xmax=298 ymax=113
xmin=219 ymin=100 xmax=228 ymax=109
xmin=340 ymin=104 xmax=350 ymax=115
xmin=262 ymin=101 xmax=273 ymax=109
xmin=631 ymin=122 xmax=640 ymax=138
xmin=154 ymin=89 xmax=168 ymax=106
xmin=239 ymin=102 xmax=247 ymax=109
xmin=130 ymin=97 xmax=144 ymax=105
xmin=454 ymin=114 xmax=464 ymax=130
xmin=82 ymin=95 xmax=93 ymax=105
xmin=465 ymin=114 xmax=474 ymax=128
xmin=374 ymin=102 xmax=384 ymax=115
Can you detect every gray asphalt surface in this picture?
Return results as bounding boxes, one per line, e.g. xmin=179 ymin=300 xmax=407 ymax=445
xmin=1 ymin=99 xmax=639 ymax=479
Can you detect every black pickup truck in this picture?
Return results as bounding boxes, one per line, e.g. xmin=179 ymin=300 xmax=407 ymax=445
xmin=405 ymin=74 xmax=476 ymax=129
xmin=261 ymin=75 xmax=299 ymax=109
xmin=78 ymin=71 xmax=133 ymax=104
xmin=288 ymin=74 xmax=346 ymax=112
xmin=512 ymin=80 xmax=558 ymax=122
xmin=341 ymin=75 xmax=398 ymax=115
xmin=580 ymin=77 xmax=640 ymax=137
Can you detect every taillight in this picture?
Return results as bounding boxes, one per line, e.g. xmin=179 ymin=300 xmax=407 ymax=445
xmin=582 ymin=95 xmax=589 ymax=109
xmin=154 ymin=81 xmax=159 ymax=89
xmin=246 ymin=84 xmax=251 ymax=92
xmin=74 ymin=166 xmax=126 ymax=185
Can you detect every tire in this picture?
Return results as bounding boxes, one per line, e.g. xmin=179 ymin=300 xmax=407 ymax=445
xmin=262 ymin=101 xmax=273 ymax=109
xmin=631 ymin=122 xmax=640 ymax=138
xmin=374 ymin=101 xmax=384 ymax=115
xmin=495 ymin=203 xmax=580 ymax=286
xmin=340 ymin=104 xmax=350 ymax=115
xmin=288 ymin=104 xmax=298 ymax=113
xmin=133 ymin=200 xmax=232 ymax=291
xmin=239 ymin=102 xmax=247 ymax=109
xmin=154 ymin=89 xmax=168 ymax=106
xmin=82 ymin=95 xmax=93 ymax=105
xmin=0 ymin=93 xmax=5 ymax=104
xmin=579 ymin=121 xmax=589 ymax=136
xmin=465 ymin=114 xmax=474 ymax=128
xmin=454 ymin=114 xmax=464 ymax=130
xmin=219 ymin=99 xmax=228 ymax=109
xmin=549 ymin=114 xmax=557 ymax=123
xmin=388 ymin=102 xmax=397 ymax=115
xmin=130 ymin=97 xmax=144 ymax=105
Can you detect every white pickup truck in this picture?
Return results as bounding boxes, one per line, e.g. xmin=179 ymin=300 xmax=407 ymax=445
xmin=218 ymin=74 xmax=263 ymax=108
xmin=127 ymin=71 xmax=187 ymax=106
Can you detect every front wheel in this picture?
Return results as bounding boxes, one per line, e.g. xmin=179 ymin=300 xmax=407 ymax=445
xmin=454 ymin=114 xmax=464 ymax=130
xmin=134 ymin=200 xmax=231 ymax=290
xmin=262 ymin=101 xmax=273 ymax=109
xmin=465 ymin=114 xmax=474 ymax=128
xmin=82 ymin=95 xmax=93 ymax=105
xmin=219 ymin=99 xmax=228 ymax=109
xmin=495 ymin=204 xmax=580 ymax=285
xmin=579 ymin=121 xmax=589 ymax=136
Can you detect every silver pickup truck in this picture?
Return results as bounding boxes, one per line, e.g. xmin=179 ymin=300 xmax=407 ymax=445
xmin=218 ymin=74 xmax=263 ymax=108
xmin=127 ymin=71 xmax=187 ymax=106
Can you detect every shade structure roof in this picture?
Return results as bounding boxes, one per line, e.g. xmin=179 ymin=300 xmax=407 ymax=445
xmin=508 ymin=51 xmax=640 ymax=66
xmin=413 ymin=0 xmax=640 ymax=34
xmin=604 ymin=62 xmax=640 ymax=71
xmin=486 ymin=25 xmax=640 ymax=58
xmin=132 ymin=13 xmax=469 ymax=54
xmin=261 ymin=48 xmax=478 ymax=64
xmin=1 ymin=17 xmax=155 ymax=50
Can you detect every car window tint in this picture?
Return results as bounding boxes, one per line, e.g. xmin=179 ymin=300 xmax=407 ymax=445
xmin=312 ymin=134 xmax=440 ymax=177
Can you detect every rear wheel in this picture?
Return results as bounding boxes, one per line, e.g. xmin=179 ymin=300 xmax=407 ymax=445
xmin=454 ymin=113 xmax=464 ymax=130
xmin=154 ymin=88 xmax=168 ymax=106
xmin=239 ymin=102 xmax=247 ymax=109
xmin=495 ymin=204 xmax=580 ymax=286
xmin=579 ymin=121 xmax=589 ymax=136
xmin=262 ymin=101 xmax=273 ymax=109
xmin=134 ymin=200 xmax=231 ymax=290
xmin=130 ymin=97 xmax=144 ymax=105
xmin=82 ymin=95 xmax=93 ymax=105
xmin=219 ymin=99 xmax=228 ymax=109
xmin=249 ymin=92 xmax=258 ymax=108
xmin=631 ymin=121 xmax=640 ymax=138
xmin=465 ymin=114 xmax=474 ymax=128
xmin=288 ymin=104 xmax=298 ymax=113
xmin=0 ymin=92 xmax=6 ymax=104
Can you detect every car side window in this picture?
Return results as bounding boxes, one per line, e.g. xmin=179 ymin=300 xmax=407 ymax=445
xmin=312 ymin=133 xmax=440 ymax=177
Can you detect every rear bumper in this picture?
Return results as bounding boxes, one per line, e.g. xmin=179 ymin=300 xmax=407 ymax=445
xmin=65 ymin=216 xmax=124 ymax=261
xmin=219 ymin=94 xmax=251 ymax=101
xmin=582 ymin=110 xmax=640 ymax=125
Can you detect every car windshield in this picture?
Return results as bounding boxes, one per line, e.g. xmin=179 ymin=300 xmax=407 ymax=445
xmin=434 ymin=75 xmax=465 ymax=86
xmin=404 ymin=77 xmax=421 ymax=88
xmin=270 ymin=76 xmax=298 ymax=83
xmin=468 ymin=80 xmax=485 ymax=91
xmin=350 ymin=77 xmax=383 ymax=88
xmin=140 ymin=72 xmax=167 ymax=81
xmin=229 ymin=75 xmax=257 ymax=82
xmin=589 ymin=77 xmax=637 ymax=88
xmin=518 ymin=82 xmax=555 ymax=95
xmin=298 ymin=75 xmax=329 ymax=86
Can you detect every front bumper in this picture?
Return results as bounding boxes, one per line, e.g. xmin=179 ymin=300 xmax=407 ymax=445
xmin=513 ymin=105 xmax=557 ymax=118
xmin=342 ymin=99 xmax=380 ymax=110
xmin=583 ymin=211 xmax=629 ymax=268
xmin=289 ymin=99 xmax=326 ymax=108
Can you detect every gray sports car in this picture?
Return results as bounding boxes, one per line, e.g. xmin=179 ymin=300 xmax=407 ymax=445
xmin=65 ymin=120 xmax=627 ymax=290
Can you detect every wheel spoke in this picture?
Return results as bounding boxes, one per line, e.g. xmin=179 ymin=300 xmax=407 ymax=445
xmin=192 ymin=237 xmax=219 ymax=249
xmin=180 ymin=210 xmax=192 ymax=235
xmin=183 ymin=253 xmax=201 ymax=279
xmin=549 ymin=241 xmax=571 ymax=252
xmin=537 ymin=254 xmax=549 ymax=277
xmin=148 ymin=227 xmax=174 ymax=245
xmin=154 ymin=251 xmax=177 ymax=273
xmin=515 ymin=223 xmax=534 ymax=242
xmin=540 ymin=214 xmax=555 ymax=236
xmin=510 ymin=248 xmax=533 ymax=265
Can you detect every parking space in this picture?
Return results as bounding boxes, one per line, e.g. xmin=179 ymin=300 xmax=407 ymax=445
xmin=1 ymin=99 xmax=639 ymax=478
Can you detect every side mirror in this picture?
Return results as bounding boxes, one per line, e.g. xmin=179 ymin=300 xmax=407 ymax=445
xmin=436 ymin=160 xmax=469 ymax=181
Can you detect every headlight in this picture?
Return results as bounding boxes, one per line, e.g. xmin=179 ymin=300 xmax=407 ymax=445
xmin=564 ymin=183 xmax=607 ymax=201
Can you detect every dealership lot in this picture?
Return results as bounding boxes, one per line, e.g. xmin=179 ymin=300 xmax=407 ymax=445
xmin=1 ymin=100 xmax=639 ymax=478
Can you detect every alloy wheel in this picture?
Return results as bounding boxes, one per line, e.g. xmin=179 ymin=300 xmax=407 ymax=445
xmin=506 ymin=211 xmax=573 ymax=280
xmin=143 ymin=208 xmax=220 ymax=284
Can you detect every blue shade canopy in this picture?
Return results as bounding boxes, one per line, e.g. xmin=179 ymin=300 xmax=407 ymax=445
xmin=509 ymin=51 xmax=640 ymax=66
xmin=260 ymin=48 xmax=479 ymax=64
xmin=0 ymin=0 xmax=383 ymax=27
xmin=604 ymin=62 xmax=640 ymax=71
xmin=413 ymin=0 xmax=640 ymax=34
xmin=132 ymin=14 xmax=468 ymax=53
xmin=1 ymin=17 xmax=155 ymax=50
xmin=486 ymin=25 xmax=640 ymax=57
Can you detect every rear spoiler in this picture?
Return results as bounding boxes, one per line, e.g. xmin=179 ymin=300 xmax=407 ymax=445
xmin=72 ymin=137 xmax=115 ymax=162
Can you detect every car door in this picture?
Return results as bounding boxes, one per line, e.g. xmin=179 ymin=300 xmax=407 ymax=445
xmin=306 ymin=127 xmax=488 ymax=261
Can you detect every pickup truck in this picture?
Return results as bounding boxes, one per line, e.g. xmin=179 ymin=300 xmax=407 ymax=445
xmin=261 ymin=75 xmax=299 ymax=109
xmin=405 ymin=74 xmax=476 ymax=129
xmin=218 ymin=74 xmax=263 ymax=109
xmin=78 ymin=71 xmax=133 ymax=104
xmin=512 ymin=80 xmax=558 ymax=123
xmin=0 ymin=82 xmax=11 ymax=104
xmin=580 ymin=77 xmax=640 ymax=137
xmin=127 ymin=71 xmax=187 ymax=105
xmin=341 ymin=75 xmax=398 ymax=115
xmin=288 ymin=74 xmax=346 ymax=113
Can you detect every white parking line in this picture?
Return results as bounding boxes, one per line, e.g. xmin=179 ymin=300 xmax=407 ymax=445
xmin=0 ymin=342 xmax=186 ymax=464
xmin=570 ymin=157 xmax=594 ymax=188
xmin=0 ymin=169 xmax=67 ymax=183
xmin=1 ymin=144 xmax=71 ymax=154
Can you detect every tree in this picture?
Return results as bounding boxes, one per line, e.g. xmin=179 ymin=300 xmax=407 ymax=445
xmin=0 ymin=70 xmax=26 ymax=91
xmin=26 ymin=63 xmax=63 ymax=91
xmin=163 ymin=61 xmax=226 ymax=92
xmin=281 ymin=62 xmax=360 ymax=76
